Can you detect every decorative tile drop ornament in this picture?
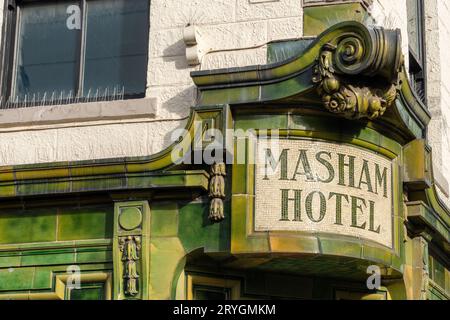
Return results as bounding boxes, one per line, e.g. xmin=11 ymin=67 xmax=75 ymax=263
xmin=209 ymin=163 xmax=226 ymax=222
xmin=119 ymin=236 xmax=141 ymax=296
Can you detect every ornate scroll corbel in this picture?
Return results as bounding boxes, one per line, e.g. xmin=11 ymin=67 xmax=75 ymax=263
xmin=209 ymin=163 xmax=226 ymax=222
xmin=312 ymin=26 xmax=402 ymax=120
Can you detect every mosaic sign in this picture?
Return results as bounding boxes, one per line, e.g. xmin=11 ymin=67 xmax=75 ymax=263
xmin=254 ymin=138 xmax=393 ymax=248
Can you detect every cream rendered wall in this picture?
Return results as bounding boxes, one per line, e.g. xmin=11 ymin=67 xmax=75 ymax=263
xmin=424 ymin=0 xmax=450 ymax=206
xmin=146 ymin=0 xmax=303 ymax=119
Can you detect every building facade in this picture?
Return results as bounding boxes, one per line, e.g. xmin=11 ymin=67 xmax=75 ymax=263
xmin=0 ymin=0 xmax=448 ymax=300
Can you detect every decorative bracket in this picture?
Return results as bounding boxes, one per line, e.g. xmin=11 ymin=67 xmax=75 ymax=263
xmin=312 ymin=24 xmax=403 ymax=119
xmin=313 ymin=44 xmax=398 ymax=119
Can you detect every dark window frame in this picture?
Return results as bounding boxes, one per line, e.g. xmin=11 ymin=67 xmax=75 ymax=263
xmin=428 ymin=245 xmax=449 ymax=294
xmin=0 ymin=0 xmax=149 ymax=106
xmin=407 ymin=0 xmax=427 ymax=104
xmin=66 ymin=281 xmax=106 ymax=300
xmin=193 ymin=284 xmax=232 ymax=300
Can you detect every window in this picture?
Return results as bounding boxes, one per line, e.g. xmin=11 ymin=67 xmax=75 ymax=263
xmin=428 ymin=249 xmax=449 ymax=296
xmin=57 ymin=272 xmax=112 ymax=300
xmin=407 ymin=0 xmax=426 ymax=103
xmin=193 ymin=285 xmax=231 ymax=300
xmin=187 ymin=274 xmax=241 ymax=300
xmin=0 ymin=272 xmax=113 ymax=300
xmin=2 ymin=0 xmax=149 ymax=106
xmin=67 ymin=282 xmax=107 ymax=300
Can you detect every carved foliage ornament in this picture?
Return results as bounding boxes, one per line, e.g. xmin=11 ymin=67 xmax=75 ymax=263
xmin=313 ymin=27 xmax=402 ymax=120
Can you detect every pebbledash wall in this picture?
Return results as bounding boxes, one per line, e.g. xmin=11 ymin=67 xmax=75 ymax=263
xmin=0 ymin=0 xmax=448 ymax=300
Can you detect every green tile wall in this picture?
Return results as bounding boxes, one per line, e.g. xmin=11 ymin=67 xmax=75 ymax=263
xmin=178 ymin=202 xmax=230 ymax=252
xmin=57 ymin=206 xmax=113 ymax=241
xmin=0 ymin=210 xmax=57 ymax=244
xmin=0 ymin=267 xmax=34 ymax=291
xmin=151 ymin=202 xmax=179 ymax=238
xmin=0 ymin=205 xmax=114 ymax=245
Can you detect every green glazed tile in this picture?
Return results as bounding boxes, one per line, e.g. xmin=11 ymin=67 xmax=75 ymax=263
xmin=149 ymin=175 xmax=185 ymax=187
xmin=0 ymin=255 xmax=21 ymax=268
xmin=75 ymin=249 xmax=112 ymax=264
xmin=303 ymin=3 xmax=371 ymax=36
xmin=0 ymin=209 xmax=57 ymax=245
xmin=151 ymin=202 xmax=178 ymax=237
xmin=178 ymin=202 xmax=229 ymax=252
xmin=57 ymin=206 xmax=113 ymax=241
xmin=362 ymin=245 xmax=393 ymax=266
xmin=0 ymin=267 xmax=34 ymax=291
xmin=71 ymin=177 xmax=126 ymax=192
xmin=32 ymin=268 xmax=53 ymax=290
xmin=232 ymin=164 xmax=247 ymax=195
xmin=16 ymin=181 xmax=70 ymax=196
xmin=235 ymin=114 xmax=288 ymax=131
xmin=290 ymin=115 xmax=339 ymax=133
xmin=149 ymin=237 xmax=185 ymax=299
xmin=319 ymin=238 xmax=362 ymax=258
xmin=21 ymin=251 xmax=76 ymax=266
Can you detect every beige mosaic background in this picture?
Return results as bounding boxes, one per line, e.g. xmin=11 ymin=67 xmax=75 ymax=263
xmin=254 ymin=138 xmax=393 ymax=249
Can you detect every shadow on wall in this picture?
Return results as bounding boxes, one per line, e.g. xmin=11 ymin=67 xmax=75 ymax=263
xmin=158 ymin=85 xmax=196 ymax=151
xmin=162 ymin=117 xmax=189 ymax=150
xmin=149 ymin=33 xmax=200 ymax=152
xmin=162 ymin=54 xmax=192 ymax=70
xmin=159 ymin=83 xmax=197 ymax=119
xmin=162 ymin=38 xmax=186 ymax=58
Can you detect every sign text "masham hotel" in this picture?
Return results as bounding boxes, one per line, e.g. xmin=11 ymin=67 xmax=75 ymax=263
xmin=255 ymin=139 xmax=393 ymax=248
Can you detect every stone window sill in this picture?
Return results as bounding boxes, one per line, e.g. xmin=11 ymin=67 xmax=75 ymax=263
xmin=0 ymin=97 xmax=157 ymax=129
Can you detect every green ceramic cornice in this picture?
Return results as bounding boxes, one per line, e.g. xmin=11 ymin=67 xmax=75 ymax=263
xmin=397 ymin=70 xmax=431 ymax=129
xmin=0 ymin=106 xmax=232 ymax=198
xmin=192 ymin=21 xmax=395 ymax=88
xmin=0 ymin=239 xmax=112 ymax=253
xmin=0 ymin=169 xmax=210 ymax=198
xmin=303 ymin=2 xmax=374 ymax=37
xmin=404 ymin=139 xmax=450 ymax=251
xmin=406 ymin=201 xmax=449 ymax=254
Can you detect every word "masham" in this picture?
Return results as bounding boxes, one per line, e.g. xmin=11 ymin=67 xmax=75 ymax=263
xmin=262 ymin=148 xmax=390 ymax=233
xmin=264 ymin=148 xmax=388 ymax=197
